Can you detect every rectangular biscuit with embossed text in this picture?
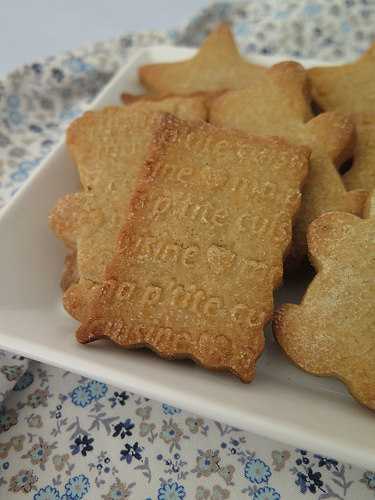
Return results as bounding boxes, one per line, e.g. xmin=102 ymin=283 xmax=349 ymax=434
xmin=49 ymin=108 xmax=171 ymax=322
xmin=76 ymin=115 xmax=309 ymax=382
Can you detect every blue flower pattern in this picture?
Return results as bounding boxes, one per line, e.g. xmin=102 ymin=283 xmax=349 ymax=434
xmin=33 ymin=475 xmax=90 ymax=500
xmin=368 ymin=472 xmax=375 ymax=488
xmin=120 ymin=442 xmax=143 ymax=464
xmin=33 ymin=485 xmax=60 ymax=500
xmin=162 ymin=403 xmax=182 ymax=416
xmin=254 ymin=486 xmax=281 ymax=500
xmin=245 ymin=458 xmax=272 ymax=484
xmin=112 ymin=418 xmax=134 ymax=439
xmin=157 ymin=480 xmax=186 ymax=500
xmin=64 ymin=474 xmax=90 ymax=499
xmin=70 ymin=386 xmax=93 ymax=408
xmin=1 ymin=1 xmax=375 ymax=499
xmin=70 ymin=379 xmax=107 ymax=407
xmin=0 ymin=363 xmax=373 ymax=499
xmin=70 ymin=435 xmax=94 ymax=457
xmin=85 ymin=381 xmax=108 ymax=400
xmin=13 ymin=370 xmax=34 ymax=391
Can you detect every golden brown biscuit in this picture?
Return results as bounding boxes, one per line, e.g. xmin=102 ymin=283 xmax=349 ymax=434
xmin=122 ymin=90 xmax=225 ymax=108
xmin=49 ymin=108 xmax=169 ymax=320
xmin=61 ymin=252 xmax=79 ymax=291
xmin=139 ymin=24 xmax=265 ymax=95
xmin=209 ymin=61 xmax=364 ymax=260
xmin=50 ymin=193 xmax=81 ymax=295
xmin=344 ymin=113 xmax=375 ymax=192
xmin=273 ymin=191 xmax=375 ymax=410
xmin=66 ymin=106 xmax=166 ymax=191
xmin=308 ymin=42 xmax=375 ymax=113
xmin=49 ymin=192 xmax=82 ymax=250
xmin=75 ymin=114 xmax=309 ymax=382
xmin=55 ymin=97 xmax=212 ymax=303
xmin=63 ymin=278 xmax=99 ymax=321
xmin=121 ymin=93 xmax=208 ymax=121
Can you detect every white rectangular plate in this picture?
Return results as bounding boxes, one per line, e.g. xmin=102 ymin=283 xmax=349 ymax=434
xmin=0 ymin=46 xmax=374 ymax=470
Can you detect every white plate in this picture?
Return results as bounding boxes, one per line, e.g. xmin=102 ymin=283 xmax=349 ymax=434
xmin=1 ymin=46 xmax=374 ymax=470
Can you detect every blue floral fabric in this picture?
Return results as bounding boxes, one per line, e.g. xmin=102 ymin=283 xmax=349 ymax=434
xmin=1 ymin=365 xmax=374 ymax=499
xmin=0 ymin=1 xmax=375 ymax=498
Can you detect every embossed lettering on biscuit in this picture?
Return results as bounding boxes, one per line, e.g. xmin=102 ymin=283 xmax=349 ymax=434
xmin=76 ymin=116 xmax=309 ymax=382
xmin=49 ymin=108 xmax=173 ymax=322
xmin=207 ymin=245 xmax=236 ymax=274
xmin=210 ymin=61 xmax=364 ymax=262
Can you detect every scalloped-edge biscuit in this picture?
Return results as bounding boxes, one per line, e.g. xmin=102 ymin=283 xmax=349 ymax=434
xmin=209 ymin=61 xmax=366 ymax=261
xmin=139 ymin=24 xmax=265 ymax=95
xmin=57 ymin=98 xmax=212 ymax=305
xmin=274 ymin=191 xmax=375 ymax=410
xmin=121 ymin=93 xmax=208 ymax=121
xmin=49 ymin=108 xmax=170 ymax=320
xmin=75 ymin=115 xmax=309 ymax=382
xmin=344 ymin=113 xmax=375 ymax=192
xmin=308 ymin=42 xmax=375 ymax=113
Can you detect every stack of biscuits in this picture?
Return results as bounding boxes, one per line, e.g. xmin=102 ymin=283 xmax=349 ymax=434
xmin=50 ymin=24 xmax=375 ymax=411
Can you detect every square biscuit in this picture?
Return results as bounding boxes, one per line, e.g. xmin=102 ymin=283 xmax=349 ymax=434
xmin=76 ymin=115 xmax=309 ymax=382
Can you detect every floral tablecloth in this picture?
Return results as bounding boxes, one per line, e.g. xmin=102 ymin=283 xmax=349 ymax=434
xmin=1 ymin=1 xmax=375 ymax=498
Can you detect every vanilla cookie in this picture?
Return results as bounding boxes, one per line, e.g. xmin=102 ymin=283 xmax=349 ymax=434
xmin=308 ymin=42 xmax=375 ymax=113
xmin=75 ymin=115 xmax=309 ymax=381
xmin=274 ymin=191 xmax=375 ymax=410
xmin=344 ymin=113 xmax=375 ymax=192
xmin=139 ymin=24 xmax=265 ymax=95
xmin=210 ymin=61 xmax=365 ymax=261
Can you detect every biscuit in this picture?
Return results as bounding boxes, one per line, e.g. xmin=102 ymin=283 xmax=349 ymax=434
xmin=139 ymin=24 xmax=265 ymax=95
xmin=50 ymin=193 xmax=81 ymax=295
xmin=75 ymin=115 xmax=309 ymax=382
xmin=65 ymin=106 xmax=166 ymax=191
xmin=273 ymin=190 xmax=375 ymax=410
xmin=209 ymin=61 xmax=365 ymax=260
xmin=122 ymin=90 xmax=225 ymax=109
xmin=49 ymin=108 xmax=169 ymax=320
xmin=60 ymin=252 xmax=79 ymax=291
xmin=56 ymin=98 xmax=211 ymax=303
xmin=121 ymin=93 xmax=208 ymax=121
xmin=308 ymin=42 xmax=375 ymax=113
xmin=49 ymin=192 xmax=81 ymax=250
xmin=343 ymin=113 xmax=375 ymax=192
